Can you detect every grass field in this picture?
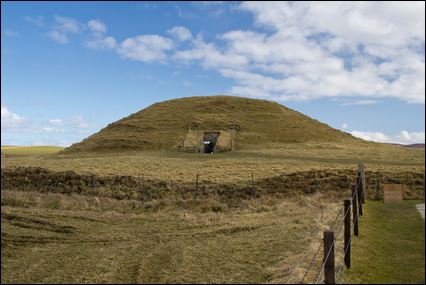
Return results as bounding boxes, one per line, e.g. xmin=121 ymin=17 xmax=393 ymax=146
xmin=1 ymin=143 xmax=424 ymax=184
xmin=1 ymin=143 xmax=424 ymax=283
xmin=341 ymin=200 xmax=425 ymax=284
xmin=1 ymin=190 xmax=342 ymax=283
xmin=1 ymin=146 xmax=64 ymax=156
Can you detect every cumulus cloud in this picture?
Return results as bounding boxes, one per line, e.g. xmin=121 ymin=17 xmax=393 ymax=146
xmin=85 ymin=36 xmax=117 ymax=50
xmin=49 ymin=119 xmax=63 ymax=126
xmin=54 ymin=16 xmax=82 ymax=34
xmin=40 ymin=127 xmax=63 ymax=134
xmin=117 ymin=35 xmax=173 ymax=62
xmin=46 ymin=30 xmax=69 ymax=44
xmin=87 ymin=19 xmax=107 ymax=34
xmin=24 ymin=16 xmax=44 ymax=27
xmin=1 ymin=105 xmax=26 ymax=131
xmin=45 ymin=16 xmax=83 ymax=44
xmin=351 ymin=130 xmax=425 ymax=144
xmin=1 ymin=106 xmax=99 ymax=147
xmin=31 ymin=3 xmax=426 ymax=104
xmin=395 ymin=130 xmax=425 ymax=144
xmin=174 ymin=35 xmax=248 ymax=69
xmin=342 ymin=100 xmax=379 ymax=106
xmin=175 ymin=2 xmax=424 ymax=104
xmin=167 ymin=26 xmax=193 ymax=41
xmin=84 ymin=19 xmax=117 ymax=51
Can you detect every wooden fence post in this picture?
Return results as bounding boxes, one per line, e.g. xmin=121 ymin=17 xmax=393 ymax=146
xmin=344 ymin=199 xmax=351 ymax=268
xmin=358 ymin=163 xmax=366 ymax=202
xmin=376 ymin=171 xmax=380 ymax=200
xmin=251 ymin=172 xmax=256 ymax=198
xmin=356 ymin=175 xmax=363 ymax=216
xmin=91 ymin=175 xmax=96 ymax=196
xmin=141 ymin=175 xmax=144 ymax=192
xmin=352 ymin=185 xmax=359 ymax=236
xmin=324 ymin=230 xmax=335 ymax=284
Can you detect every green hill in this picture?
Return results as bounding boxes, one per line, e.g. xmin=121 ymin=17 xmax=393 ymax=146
xmin=62 ymin=95 xmax=360 ymax=153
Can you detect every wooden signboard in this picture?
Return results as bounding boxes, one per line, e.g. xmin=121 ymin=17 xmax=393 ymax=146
xmin=383 ymin=184 xmax=403 ymax=203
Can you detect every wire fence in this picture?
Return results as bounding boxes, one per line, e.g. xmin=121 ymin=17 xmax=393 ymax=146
xmin=301 ymin=169 xmax=365 ymax=284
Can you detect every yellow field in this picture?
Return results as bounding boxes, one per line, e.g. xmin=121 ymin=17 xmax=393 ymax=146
xmin=1 ymin=146 xmax=64 ymax=156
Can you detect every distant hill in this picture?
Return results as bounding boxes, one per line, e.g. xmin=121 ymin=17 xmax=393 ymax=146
xmin=62 ymin=95 xmax=362 ymax=154
xmin=388 ymin=143 xmax=425 ymax=148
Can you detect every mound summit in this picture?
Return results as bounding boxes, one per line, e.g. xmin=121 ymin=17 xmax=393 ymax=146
xmin=63 ymin=96 xmax=357 ymax=153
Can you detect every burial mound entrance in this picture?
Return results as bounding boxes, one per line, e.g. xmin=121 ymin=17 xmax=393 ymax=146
xmin=202 ymin=132 xmax=220 ymax=153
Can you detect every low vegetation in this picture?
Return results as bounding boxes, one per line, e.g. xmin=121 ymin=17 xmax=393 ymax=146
xmin=341 ymin=200 xmax=425 ymax=284
xmin=1 ymin=190 xmax=342 ymax=283
xmin=2 ymin=143 xmax=424 ymax=184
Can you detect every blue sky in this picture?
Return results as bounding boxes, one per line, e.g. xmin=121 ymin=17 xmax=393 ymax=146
xmin=1 ymin=1 xmax=425 ymax=146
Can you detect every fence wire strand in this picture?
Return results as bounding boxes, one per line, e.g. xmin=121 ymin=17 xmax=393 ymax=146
xmin=313 ymin=177 xmax=363 ymax=284
xmin=300 ymin=173 xmax=364 ymax=284
xmin=336 ymin=181 xmax=363 ymax=283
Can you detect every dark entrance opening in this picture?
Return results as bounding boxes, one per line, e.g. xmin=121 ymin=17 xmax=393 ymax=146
xmin=202 ymin=132 xmax=220 ymax=153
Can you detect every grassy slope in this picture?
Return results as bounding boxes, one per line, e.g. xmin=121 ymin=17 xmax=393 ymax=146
xmin=63 ymin=95 xmax=358 ymax=153
xmin=341 ymin=200 xmax=425 ymax=284
xmin=1 ymin=146 xmax=64 ymax=156
xmin=1 ymin=191 xmax=341 ymax=283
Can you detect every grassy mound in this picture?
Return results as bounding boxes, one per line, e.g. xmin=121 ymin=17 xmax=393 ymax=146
xmin=62 ymin=95 xmax=360 ymax=153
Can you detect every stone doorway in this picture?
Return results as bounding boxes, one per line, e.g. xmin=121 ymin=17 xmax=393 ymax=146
xmin=202 ymin=132 xmax=220 ymax=153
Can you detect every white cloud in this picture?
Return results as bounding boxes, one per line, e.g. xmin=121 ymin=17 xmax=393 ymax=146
xmin=85 ymin=36 xmax=117 ymax=50
xmin=351 ymin=130 xmax=425 ymax=144
xmin=351 ymin=131 xmax=392 ymax=143
xmin=174 ymin=2 xmax=424 ymax=104
xmin=342 ymin=123 xmax=348 ymax=130
xmin=54 ymin=16 xmax=82 ymax=34
xmin=174 ymin=35 xmax=248 ymax=69
xmin=342 ymin=100 xmax=379 ymax=106
xmin=87 ymin=19 xmax=107 ymax=34
xmin=29 ymin=4 xmax=425 ymax=105
xmin=85 ymin=19 xmax=116 ymax=51
xmin=40 ymin=127 xmax=63 ymax=134
xmin=239 ymin=1 xmax=424 ymax=47
xmin=167 ymin=26 xmax=193 ymax=41
xmin=396 ymin=130 xmax=425 ymax=144
xmin=117 ymin=35 xmax=173 ymax=62
xmin=46 ymin=30 xmax=69 ymax=44
xmin=45 ymin=16 xmax=83 ymax=44
xmin=24 ymin=16 xmax=44 ymax=27
xmin=49 ymin=119 xmax=63 ymax=126
xmin=1 ymin=105 xmax=26 ymax=131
